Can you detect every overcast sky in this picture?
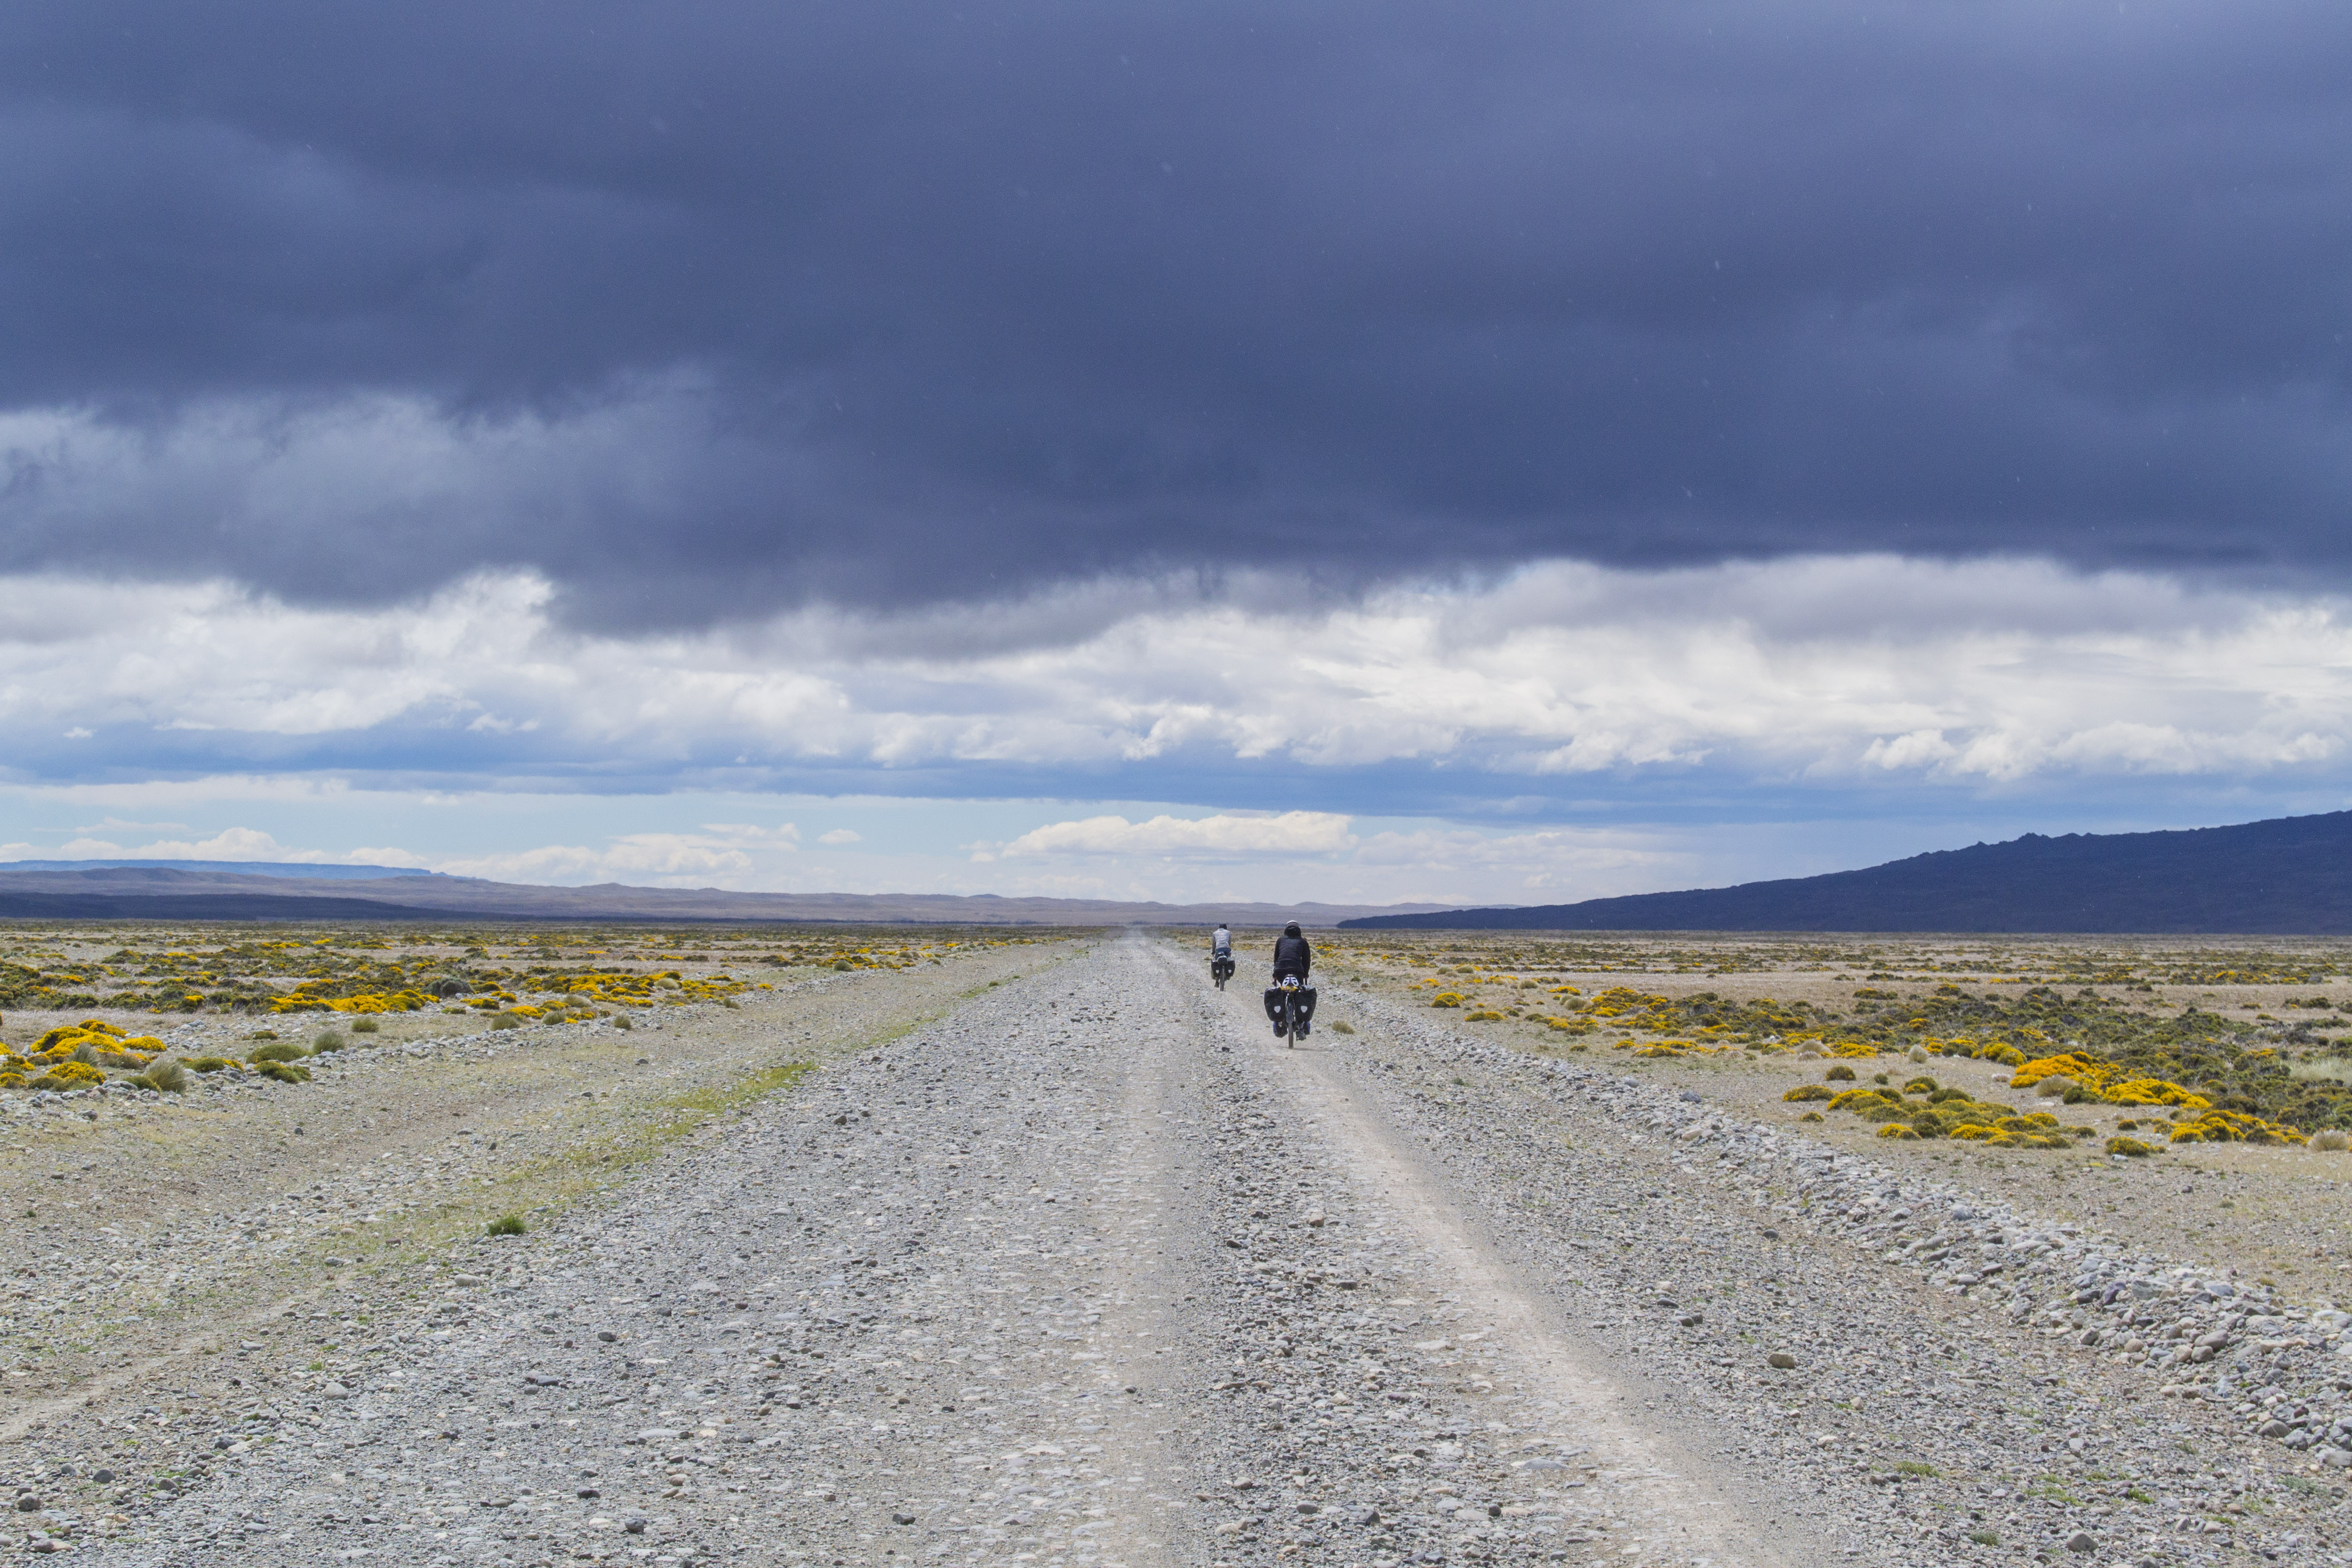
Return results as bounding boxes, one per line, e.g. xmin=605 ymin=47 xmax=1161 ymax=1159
xmin=4 ymin=1 xmax=2349 ymax=904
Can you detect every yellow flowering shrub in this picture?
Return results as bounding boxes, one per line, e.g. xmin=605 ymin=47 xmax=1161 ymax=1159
xmin=36 ymin=1019 xmax=125 ymax=1052
xmin=270 ymin=986 xmax=437 ymax=1015
xmin=2007 ymin=1050 xmax=2209 ymax=1109
xmin=2101 ymin=1077 xmax=2210 ymax=1109
xmin=2168 ymin=1108 xmax=2301 ymax=1146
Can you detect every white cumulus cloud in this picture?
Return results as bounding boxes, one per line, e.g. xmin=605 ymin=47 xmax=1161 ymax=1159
xmin=997 ymin=812 xmax=1360 ymax=860
xmin=2 ymin=557 xmax=2348 ymax=806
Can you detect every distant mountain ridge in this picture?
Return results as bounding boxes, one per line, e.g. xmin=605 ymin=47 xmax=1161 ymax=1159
xmin=0 ymin=860 xmax=459 ymax=880
xmin=0 ymin=863 xmax=1443 ymax=927
xmin=1339 ymin=811 xmax=2352 ymax=934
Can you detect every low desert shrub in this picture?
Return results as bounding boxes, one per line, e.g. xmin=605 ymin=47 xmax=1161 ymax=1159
xmin=1329 ymin=1020 xmax=1357 ymax=1035
xmin=311 ymin=1031 xmax=347 ymax=1054
xmin=183 ymin=1056 xmax=237 ymax=1073
xmin=349 ymin=1017 xmax=380 ymax=1035
xmin=1877 ymin=1124 xmax=1919 ymax=1139
xmin=1901 ymin=1076 xmax=1939 ymax=1095
xmin=2106 ymin=1135 xmax=2155 ymax=1157
xmin=613 ymin=1014 xmax=633 ymax=1031
xmin=249 ymin=1040 xmax=309 ymax=1064
xmin=255 ymin=1060 xmax=312 ymax=1084
xmin=1783 ymin=1084 xmax=1833 ymax=1102
xmin=489 ymin=1014 xmax=523 ymax=1031
xmin=2034 ymin=1075 xmax=2079 ymax=1099
xmin=2310 ymin=1128 xmax=2351 ymax=1152
xmin=247 ymin=1030 xmax=279 ymax=1042
xmin=1824 ymin=1064 xmax=1856 ymax=1082
xmin=485 ymin=1213 xmax=527 ymax=1237
xmin=1797 ymin=1111 xmax=1824 ymax=1122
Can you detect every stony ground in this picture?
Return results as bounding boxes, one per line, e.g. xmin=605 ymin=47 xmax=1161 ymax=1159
xmin=1319 ymin=944 xmax=2352 ymax=1292
xmin=8 ymin=934 xmax=2351 ymax=1566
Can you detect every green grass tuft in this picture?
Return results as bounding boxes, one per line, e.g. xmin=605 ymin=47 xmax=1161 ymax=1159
xmin=133 ymin=1059 xmax=189 ymax=1093
xmin=485 ymin=1214 xmax=527 ymax=1237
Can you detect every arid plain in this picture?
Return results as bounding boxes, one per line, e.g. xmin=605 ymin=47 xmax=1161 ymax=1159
xmin=0 ymin=924 xmax=2348 ymax=1565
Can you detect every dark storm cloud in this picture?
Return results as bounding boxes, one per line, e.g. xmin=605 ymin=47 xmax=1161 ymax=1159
xmin=4 ymin=1 xmax=2350 ymax=625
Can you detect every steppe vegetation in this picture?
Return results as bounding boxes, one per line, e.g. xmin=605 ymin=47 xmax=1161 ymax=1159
xmin=0 ymin=924 xmax=1028 ymax=1096
xmin=1324 ymin=931 xmax=2352 ymax=1149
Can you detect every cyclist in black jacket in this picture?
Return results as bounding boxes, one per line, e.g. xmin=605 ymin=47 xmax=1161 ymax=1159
xmin=1268 ymin=922 xmax=1315 ymax=1039
xmin=1271 ymin=922 xmax=1311 ymax=984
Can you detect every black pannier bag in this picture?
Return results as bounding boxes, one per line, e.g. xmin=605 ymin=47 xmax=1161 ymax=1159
xmin=1263 ymin=987 xmax=1318 ymax=1024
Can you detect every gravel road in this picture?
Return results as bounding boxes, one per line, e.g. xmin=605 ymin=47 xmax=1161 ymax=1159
xmin=39 ymin=935 xmax=2351 ymax=1567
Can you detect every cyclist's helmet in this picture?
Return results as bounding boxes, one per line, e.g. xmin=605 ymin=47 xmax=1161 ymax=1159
xmin=1284 ymin=922 xmax=1302 ymax=937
